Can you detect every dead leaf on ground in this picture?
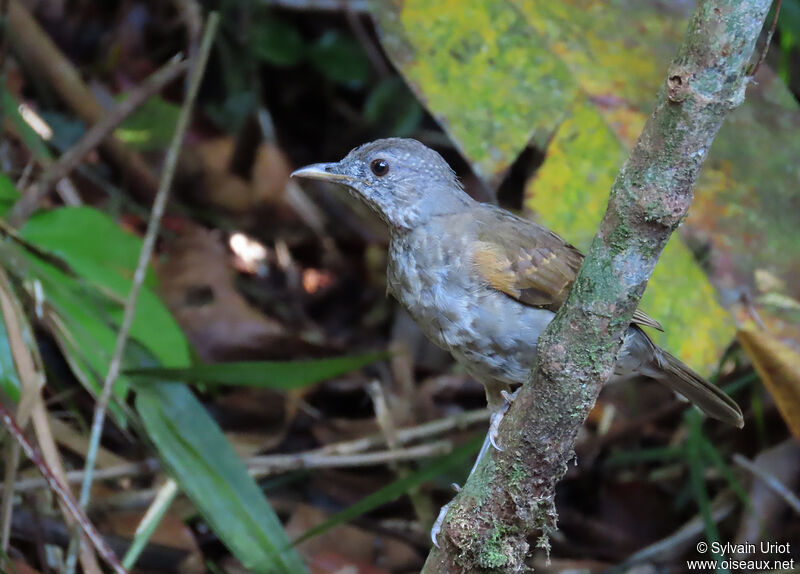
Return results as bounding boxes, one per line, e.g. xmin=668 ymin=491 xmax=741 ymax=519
xmin=177 ymin=137 xmax=293 ymax=215
xmin=157 ymin=225 xmax=289 ymax=361
xmin=734 ymin=439 xmax=800 ymax=552
xmin=285 ymin=503 xmax=420 ymax=573
xmin=737 ymin=322 xmax=800 ymax=440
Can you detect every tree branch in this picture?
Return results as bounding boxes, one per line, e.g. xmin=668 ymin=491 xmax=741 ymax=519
xmin=422 ymin=1 xmax=772 ymax=571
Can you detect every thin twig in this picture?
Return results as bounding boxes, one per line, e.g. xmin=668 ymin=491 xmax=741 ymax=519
xmin=6 ymin=54 xmax=189 ymax=228
xmin=0 ymin=400 xmax=127 ymax=574
xmin=617 ymin=492 xmax=736 ymax=569
xmin=3 ymin=439 xmax=458 ymax=493
xmin=0 ymin=270 xmax=103 ymax=574
xmin=247 ymin=440 xmax=453 ymax=474
xmin=750 ymin=0 xmax=782 ymax=77
xmin=314 ymin=408 xmax=490 ymax=456
xmin=367 ymin=380 xmax=435 ymax=525
xmin=121 ymin=478 xmax=179 ymax=570
xmin=733 ymin=453 xmax=800 ymax=514
xmin=65 ymin=12 xmax=219 ymax=573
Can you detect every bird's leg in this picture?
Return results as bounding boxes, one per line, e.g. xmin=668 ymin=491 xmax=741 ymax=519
xmin=486 ymin=383 xmax=519 ymax=451
xmin=431 ymin=384 xmax=518 ymax=546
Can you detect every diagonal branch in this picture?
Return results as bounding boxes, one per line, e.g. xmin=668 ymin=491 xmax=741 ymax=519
xmin=423 ymin=1 xmax=773 ymax=572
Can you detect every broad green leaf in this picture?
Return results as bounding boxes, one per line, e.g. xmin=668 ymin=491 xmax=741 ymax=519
xmin=364 ymin=77 xmax=423 ymax=137
xmin=0 ymin=288 xmax=22 ymax=402
xmin=126 ymin=352 xmax=387 ymax=389
xmin=293 ymin=434 xmax=483 ymax=545
xmin=250 ymin=16 xmax=306 ymax=67
xmin=20 ymin=207 xmax=190 ymax=368
xmin=308 ymin=31 xmax=371 ymax=89
xmin=525 ymin=98 xmax=734 ymax=372
xmin=0 ymin=174 xmax=18 ymax=220
xmin=374 ymin=0 xmax=576 ymax=183
xmin=136 ymin=382 xmax=308 ymax=574
xmin=116 ymin=96 xmax=181 ymax=151
xmin=1 ymin=91 xmax=52 ymax=163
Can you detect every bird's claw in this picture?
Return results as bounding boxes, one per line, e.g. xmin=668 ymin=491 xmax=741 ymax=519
xmin=430 ymin=484 xmax=461 ymax=547
xmin=430 ymin=502 xmax=451 ymax=547
xmin=489 ymin=388 xmax=521 ymax=451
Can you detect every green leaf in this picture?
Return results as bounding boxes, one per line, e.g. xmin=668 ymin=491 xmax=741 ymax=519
xmin=308 ymin=31 xmax=370 ymax=88
xmin=687 ymin=414 xmax=727 ymax=572
xmin=250 ymin=17 xmax=306 ymax=67
xmin=116 ymin=96 xmax=181 ymax=151
xmin=0 ymin=288 xmax=22 ymax=402
xmin=126 ymin=352 xmax=387 ymax=389
xmin=19 ymin=207 xmax=190 ymax=368
xmin=136 ymin=382 xmax=307 ymax=574
xmin=0 ymin=173 xmax=19 ymax=219
xmin=293 ymin=433 xmax=483 ymax=545
xmin=373 ymin=0 xmax=578 ymax=182
xmin=526 ymin=98 xmax=735 ymax=374
xmin=364 ymin=77 xmax=423 ymax=137
xmin=1 ymin=91 xmax=52 ymax=163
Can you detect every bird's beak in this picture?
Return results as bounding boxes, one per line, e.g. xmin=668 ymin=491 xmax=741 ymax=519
xmin=291 ymin=162 xmax=355 ymax=185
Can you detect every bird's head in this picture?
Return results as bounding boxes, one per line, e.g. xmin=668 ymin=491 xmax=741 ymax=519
xmin=291 ymin=138 xmax=472 ymax=231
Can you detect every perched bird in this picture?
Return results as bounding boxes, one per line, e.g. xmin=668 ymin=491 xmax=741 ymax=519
xmin=292 ymin=138 xmax=744 ymax=446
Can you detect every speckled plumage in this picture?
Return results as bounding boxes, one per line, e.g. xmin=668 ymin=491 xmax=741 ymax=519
xmin=292 ymin=138 xmax=743 ymax=427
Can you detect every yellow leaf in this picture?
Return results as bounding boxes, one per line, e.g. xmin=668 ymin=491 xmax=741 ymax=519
xmin=738 ymin=323 xmax=800 ymax=441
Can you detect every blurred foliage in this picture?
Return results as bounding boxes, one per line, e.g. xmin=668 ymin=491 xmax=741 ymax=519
xmin=1 ymin=0 xmax=799 ymax=571
xmin=116 ymin=96 xmax=182 ymax=151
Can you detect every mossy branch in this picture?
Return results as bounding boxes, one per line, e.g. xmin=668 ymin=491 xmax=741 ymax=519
xmin=422 ymin=1 xmax=772 ymax=572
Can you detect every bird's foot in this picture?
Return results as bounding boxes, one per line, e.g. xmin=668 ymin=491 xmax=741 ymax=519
xmin=489 ymin=388 xmax=521 ymax=451
xmin=430 ymin=483 xmax=460 ymax=547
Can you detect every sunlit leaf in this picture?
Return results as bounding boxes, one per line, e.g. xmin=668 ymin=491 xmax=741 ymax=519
xmin=126 ymin=352 xmax=387 ymax=389
xmin=1 ymin=91 xmax=52 ymax=162
xmin=136 ymin=381 xmax=308 ymax=574
xmin=116 ymin=96 xmax=181 ymax=151
xmin=526 ymin=97 xmax=734 ymax=373
xmin=738 ymin=322 xmax=800 ymax=441
xmin=374 ymin=0 xmax=575 ymax=183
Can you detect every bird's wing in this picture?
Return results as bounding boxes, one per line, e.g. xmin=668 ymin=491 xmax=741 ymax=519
xmin=471 ymin=207 xmax=663 ymax=331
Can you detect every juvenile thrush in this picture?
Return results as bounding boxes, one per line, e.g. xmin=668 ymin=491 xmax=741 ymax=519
xmin=292 ymin=138 xmax=744 ymax=443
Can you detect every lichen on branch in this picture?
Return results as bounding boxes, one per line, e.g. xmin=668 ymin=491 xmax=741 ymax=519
xmin=422 ymin=1 xmax=773 ymax=572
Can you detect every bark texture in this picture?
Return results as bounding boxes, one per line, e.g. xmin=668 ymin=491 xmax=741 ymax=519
xmin=422 ymin=1 xmax=772 ymax=572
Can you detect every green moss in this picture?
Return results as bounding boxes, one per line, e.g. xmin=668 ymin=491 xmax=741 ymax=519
xmin=479 ymin=521 xmax=514 ymax=569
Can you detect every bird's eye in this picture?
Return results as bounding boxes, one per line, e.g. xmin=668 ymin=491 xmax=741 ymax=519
xmin=370 ymin=159 xmax=389 ymax=177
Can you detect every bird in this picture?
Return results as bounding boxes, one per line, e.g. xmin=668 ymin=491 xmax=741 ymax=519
xmin=291 ymin=137 xmax=743 ymax=448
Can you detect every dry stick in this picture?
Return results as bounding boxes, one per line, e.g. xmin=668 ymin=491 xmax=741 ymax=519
xmin=0 ymin=270 xmax=102 ymax=574
xmin=6 ymin=0 xmax=160 ymax=201
xmin=367 ymin=381 xmax=436 ymax=525
xmin=6 ymin=55 xmax=190 ymax=228
xmin=751 ymin=0 xmax=782 ymax=78
xmin=63 ymin=12 xmax=220 ymax=573
xmin=0 ymin=270 xmax=103 ymax=574
xmin=733 ymin=453 xmax=800 ymax=515
xmin=4 ymin=437 xmax=460 ymax=494
xmin=422 ymin=1 xmax=773 ymax=571
xmin=0 ymin=401 xmax=126 ymax=574
xmin=247 ymin=440 xmax=453 ymax=474
xmin=0 ymin=275 xmax=40 ymax=554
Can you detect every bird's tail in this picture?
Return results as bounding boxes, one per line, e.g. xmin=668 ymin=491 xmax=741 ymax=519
xmin=656 ymin=350 xmax=744 ymax=428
